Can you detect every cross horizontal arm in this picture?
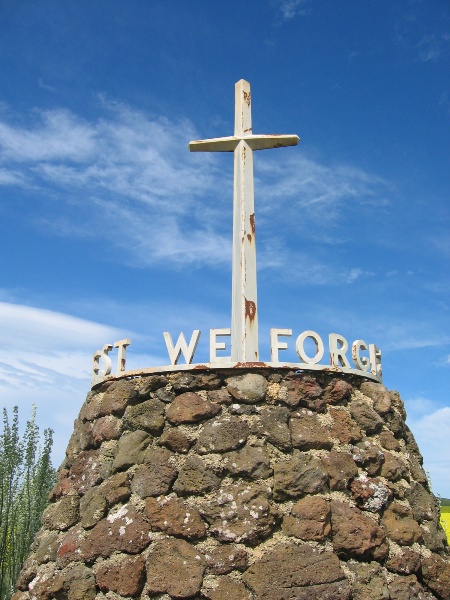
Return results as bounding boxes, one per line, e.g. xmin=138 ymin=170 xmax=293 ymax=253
xmin=188 ymin=136 xmax=238 ymax=152
xmin=189 ymin=134 xmax=299 ymax=153
xmin=245 ymin=134 xmax=299 ymax=151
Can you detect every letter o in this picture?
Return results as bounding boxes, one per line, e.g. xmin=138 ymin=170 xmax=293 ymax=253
xmin=296 ymin=330 xmax=324 ymax=364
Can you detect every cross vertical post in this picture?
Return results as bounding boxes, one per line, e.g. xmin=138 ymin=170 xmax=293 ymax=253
xmin=232 ymin=80 xmax=258 ymax=361
xmin=189 ymin=80 xmax=299 ymax=363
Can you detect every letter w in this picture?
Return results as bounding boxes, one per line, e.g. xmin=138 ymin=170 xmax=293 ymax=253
xmin=163 ymin=330 xmax=201 ymax=365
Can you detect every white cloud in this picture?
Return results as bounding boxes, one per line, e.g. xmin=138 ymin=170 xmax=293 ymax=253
xmin=0 ymin=301 xmax=130 ymax=468
xmin=0 ymin=101 xmax=390 ymax=271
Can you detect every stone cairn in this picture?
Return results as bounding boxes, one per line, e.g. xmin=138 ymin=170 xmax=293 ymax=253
xmin=14 ymin=369 xmax=450 ymax=599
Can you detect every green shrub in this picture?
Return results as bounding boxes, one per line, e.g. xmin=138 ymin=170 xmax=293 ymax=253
xmin=0 ymin=406 xmax=56 ymax=599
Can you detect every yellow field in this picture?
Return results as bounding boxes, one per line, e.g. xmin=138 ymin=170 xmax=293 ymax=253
xmin=440 ymin=507 xmax=450 ymax=544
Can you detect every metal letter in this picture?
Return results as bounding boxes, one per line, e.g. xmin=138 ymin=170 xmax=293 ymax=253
xmin=352 ymin=339 xmax=370 ymax=371
xmin=92 ymin=343 xmax=113 ymax=377
xmin=270 ymin=328 xmax=292 ymax=362
xmin=329 ymin=333 xmax=351 ymax=368
xmin=296 ymin=330 xmax=324 ymax=364
xmin=210 ymin=328 xmax=231 ymax=362
xmin=369 ymin=344 xmax=382 ymax=380
xmin=163 ymin=330 xmax=201 ymax=365
xmin=114 ymin=339 xmax=131 ymax=372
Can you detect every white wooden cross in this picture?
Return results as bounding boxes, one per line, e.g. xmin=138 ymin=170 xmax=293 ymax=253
xmin=189 ymin=80 xmax=299 ymax=362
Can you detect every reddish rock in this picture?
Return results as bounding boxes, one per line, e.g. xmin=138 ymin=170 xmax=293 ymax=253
xmin=243 ymin=542 xmax=351 ymax=599
xmin=278 ymin=375 xmax=324 ymax=410
xmin=159 ymin=427 xmax=193 ymax=453
xmin=131 ymin=447 xmax=177 ymax=497
xmin=167 ymin=391 xmax=221 ymax=424
xmin=91 ymin=415 xmax=122 ymax=446
xmin=56 ymin=526 xmax=84 ymax=568
xmin=385 ymin=547 xmax=421 ymax=575
xmin=323 ymin=378 xmax=353 ymax=405
xmin=290 ymin=410 xmax=334 ymax=450
xmin=208 ymin=388 xmax=233 ymax=405
xmin=258 ymin=405 xmax=292 ymax=450
xmin=421 ymin=552 xmax=450 ymax=599
xmin=273 ymin=452 xmax=328 ymax=500
xmin=321 ymin=450 xmax=358 ymax=491
xmin=329 ymin=407 xmax=363 ymax=444
xmin=145 ymin=495 xmax=206 ymax=539
xmin=196 ymin=415 xmax=249 ymax=453
xmin=331 ymin=500 xmax=389 ymax=560
xmin=81 ymin=504 xmax=151 ymax=561
xmin=350 ymin=475 xmax=392 ymax=512
xmin=69 ymin=449 xmax=104 ymax=494
xmin=200 ymin=483 xmax=277 ymax=545
xmin=94 ymin=553 xmax=146 ymax=597
xmin=48 ymin=468 xmax=73 ymax=500
xmin=145 ymin=538 xmax=206 ymax=598
xmin=282 ymin=496 xmax=331 ymax=541
xmin=204 ymin=576 xmax=251 ymax=599
xmin=204 ymin=546 xmax=249 ymax=574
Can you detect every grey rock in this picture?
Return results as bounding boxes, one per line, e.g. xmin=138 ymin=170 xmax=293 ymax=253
xmin=226 ymin=373 xmax=268 ymax=403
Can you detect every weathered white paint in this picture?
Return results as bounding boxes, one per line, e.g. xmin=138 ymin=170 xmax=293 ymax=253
xmin=189 ymin=80 xmax=299 ymax=363
xmin=92 ymin=343 xmax=113 ymax=378
xmin=114 ymin=339 xmax=131 ymax=372
xmin=296 ymin=330 xmax=325 ymax=365
xmin=210 ymin=328 xmax=231 ymax=363
xmin=270 ymin=328 xmax=292 ymax=362
xmin=163 ymin=330 xmax=201 ymax=366
xmin=329 ymin=333 xmax=352 ymax=369
xmin=91 ymin=330 xmax=383 ymax=387
xmin=352 ymin=339 xmax=370 ymax=372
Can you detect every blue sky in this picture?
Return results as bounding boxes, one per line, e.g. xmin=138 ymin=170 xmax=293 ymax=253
xmin=0 ymin=0 xmax=449 ymax=495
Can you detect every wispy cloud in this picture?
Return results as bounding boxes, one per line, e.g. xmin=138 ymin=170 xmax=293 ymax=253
xmin=272 ymin=0 xmax=311 ymax=21
xmin=417 ymin=33 xmax=450 ymax=63
xmin=0 ymin=100 xmax=390 ymax=270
